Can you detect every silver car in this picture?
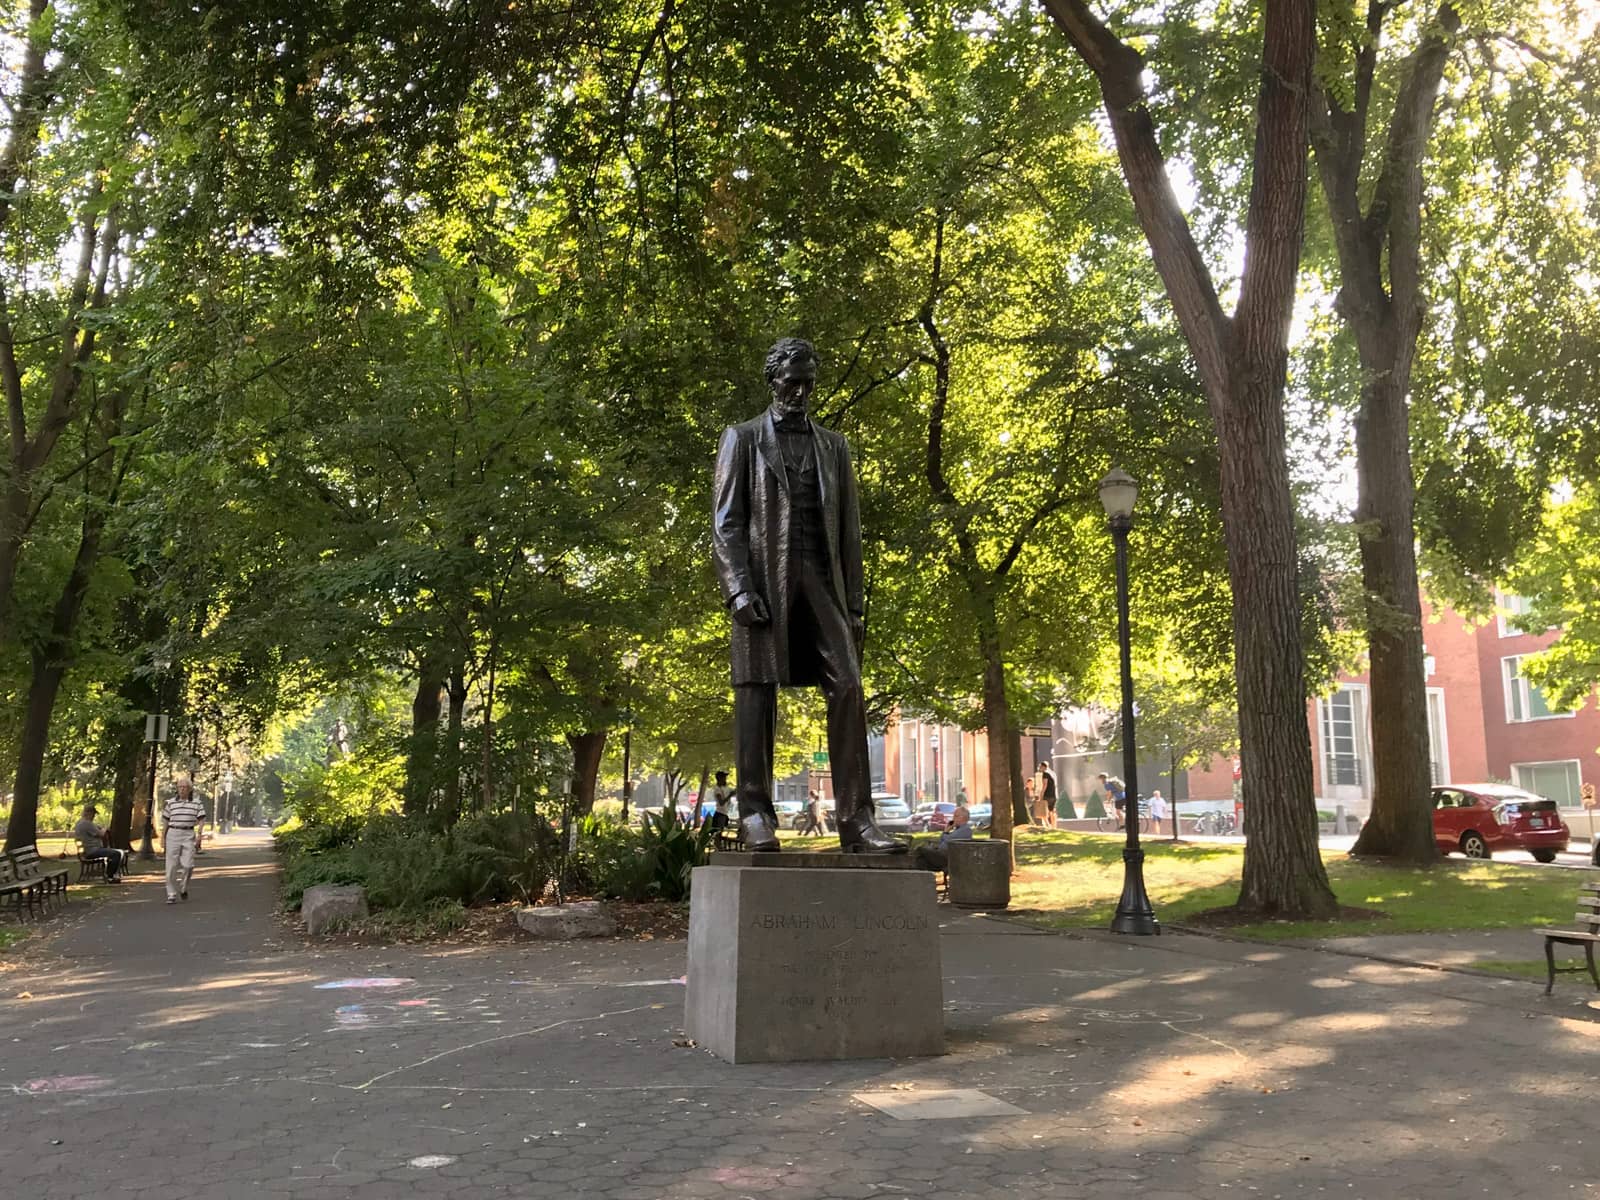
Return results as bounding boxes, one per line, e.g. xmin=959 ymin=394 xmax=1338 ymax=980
xmin=872 ymin=791 xmax=913 ymax=833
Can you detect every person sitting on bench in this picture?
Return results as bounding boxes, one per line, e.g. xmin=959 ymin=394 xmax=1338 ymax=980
xmin=73 ymin=804 xmax=127 ymax=882
xmin=914 ymin=805 xmax=974 ymax=871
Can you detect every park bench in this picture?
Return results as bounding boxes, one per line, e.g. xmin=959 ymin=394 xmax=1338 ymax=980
xmin=71 ymin=833 xmax=129 ymax=882
xmin=1538 ymin=881 xmax=1600 ymax=995
xmin=1 ymin=855 xmax=49 ymax=920
xmin=6 ymin=846 xmax=70 ymax=910
xmin=75 ymin=845 xmax=117 ymax=882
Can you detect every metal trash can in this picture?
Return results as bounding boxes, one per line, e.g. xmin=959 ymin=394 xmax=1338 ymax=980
xmin=947 ymin=839 xmax=1010 ymax=909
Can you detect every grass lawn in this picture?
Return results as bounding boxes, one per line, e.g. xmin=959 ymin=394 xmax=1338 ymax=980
xmin=1008 ymin=830 xmax=1590 ymax=941
xmin=1467 ymin=959 xmax=1600 ymax=990
xmin=0 ymin=881 xmax=114 ymax=955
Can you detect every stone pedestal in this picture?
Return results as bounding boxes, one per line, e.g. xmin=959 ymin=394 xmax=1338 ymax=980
xmin=947 ymin=840 xmax=1011 ymax=909
xmin=686 ymin=865 xmax=944 ymax=1064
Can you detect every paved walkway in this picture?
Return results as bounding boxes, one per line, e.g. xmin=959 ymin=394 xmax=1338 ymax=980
xmin=4 ymin=831 xmax=1600 ymax=1199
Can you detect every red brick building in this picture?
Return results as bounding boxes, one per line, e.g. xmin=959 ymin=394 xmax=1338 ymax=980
xmin=1187 ymin=594 xmax=1600 ymax=812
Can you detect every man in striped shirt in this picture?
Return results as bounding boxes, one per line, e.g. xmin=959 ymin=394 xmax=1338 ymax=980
xmin=162 ymin=774 xmax=206 ymax=904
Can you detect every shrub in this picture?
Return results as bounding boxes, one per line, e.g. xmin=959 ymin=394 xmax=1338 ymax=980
xmin=282 ymin=749 xmax=404 ymax=828
xmin=634 ymin=807 xmax=715 ymax=901
xmin=578 ymin=807 xmax=713 ymax=902
xmin=277 ymin=809 xmax=562 ymax=914
xmin=281 ymin=843 xmax=365 ymax=908
xmin=449 ymin=811 xmax=561 ymax=904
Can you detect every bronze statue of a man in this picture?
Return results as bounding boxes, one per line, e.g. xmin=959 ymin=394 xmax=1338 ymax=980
xmin=712 ymin=338 xmax=901 ymax=854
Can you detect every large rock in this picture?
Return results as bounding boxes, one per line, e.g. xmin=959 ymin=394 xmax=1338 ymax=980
xmin=301 ymin=884 xmax=368 ymax=935
xmin=516 ymin=901 xmax=616 ymax=939
xmin=686 ymin=864 xmax=944 ymax=1064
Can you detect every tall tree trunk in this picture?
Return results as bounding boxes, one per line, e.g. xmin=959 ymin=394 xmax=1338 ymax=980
xmin=1309 ymin=6 xmax=1458 ymax=863
xmin=1348 ymin=344 xmax=1435 ymax=860
xmin=404 ymin=658 xmax=446 ymax=818
xmin=5 ymin=501 xmax=104 ymax=850
xmin=567 ymin=730 xmax=608 ymax=816
xmin=480 ymin=632 xmax=497 ymax=814
xmin=1221 ymin=368 xmax=1333 ymax=915
xmin=106 ymin=723 xmax=144 ymax=850
xmin=440 ymin=667 xmax=468 ymax=826
xmin=977 ymin=617 xmax=1015 ymax=856
xmin=1043 ymin=0 xmax=1337 ymax=916
xmin=694 ymin=763 xmax=711 ymax=826
xmin=1005 ymin=719 xmax=1030 ymax=829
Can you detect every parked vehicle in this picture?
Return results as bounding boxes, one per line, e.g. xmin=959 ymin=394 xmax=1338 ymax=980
xmin=773 ymin=799 xmax=805 ymax=828
xmin=966 ymin=804 xmax=992 ymax=831
xmin=1432 ymin=783 xmax=1570 ymax=862
xmin=925 ymin=802 xmax=960 ymax=832
xmin=872 ymin=792 xmax=912 ymax=832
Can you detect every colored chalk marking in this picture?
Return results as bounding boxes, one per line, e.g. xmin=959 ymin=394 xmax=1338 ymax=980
xmin=314 ymin=977 xmax=414 ymax=989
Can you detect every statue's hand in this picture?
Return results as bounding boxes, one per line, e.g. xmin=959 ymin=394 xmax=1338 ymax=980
xmin=731 ymin=593 xmax=770 ymax=627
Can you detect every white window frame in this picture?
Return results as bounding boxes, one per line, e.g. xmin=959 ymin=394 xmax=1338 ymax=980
xmin=1510 ymin=760 xmax=1583 ymax=808
xmin=1315 ymin=683 xmax=1371 ymax=797
xmin=1497 ymin=590 xmax=1527 ymax=638
xmin=1497 ymin=589 xmax=1557 ymax=638
xmin=1425 ymin=687 xmax=1450 ymax=785
xmin=1502 ymin=654 xmax=1576 ymax=722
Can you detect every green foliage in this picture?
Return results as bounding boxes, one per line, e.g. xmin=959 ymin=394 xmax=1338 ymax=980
xmin=632 ymin=807 xmax=715 ymax=903
xmin=278 ymin=809 xmax=559 ymax=912
xmin=574 ymin=807 xmax=713 ymax=902
xmin=282 ymin=749 xmax=404 ymax=829
xmin=1505 ymin=484 xmax=1600 ymax=710
xmin=0 ymin=783 xmax=111 ymax=838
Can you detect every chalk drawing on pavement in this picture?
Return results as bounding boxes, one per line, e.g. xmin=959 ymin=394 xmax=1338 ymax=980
xmin=314 ymin=977 xmax=414 ymax=989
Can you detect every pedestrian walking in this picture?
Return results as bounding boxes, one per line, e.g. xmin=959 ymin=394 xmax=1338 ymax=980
xmin=1023 ymin=778 xmax=1038 ymax=827
xmin=1036 ymin=761 xmax=1058 ymax=828
xmin=799 ymin=789 xmax=829 ymax=836
xmin=1148 ymin=789 xmax=1171 ymax=836
xmin=709 ymin=770 xmax=735 ymax=832
xmin=163 ymin=774 xmax=206 ymax=904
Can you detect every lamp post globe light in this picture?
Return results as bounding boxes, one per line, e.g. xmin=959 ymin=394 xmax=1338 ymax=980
xmin=1100 ymin=469 xmax=1158 ymax=936
xmin=621 ymin=650 xmax=640 ymax=824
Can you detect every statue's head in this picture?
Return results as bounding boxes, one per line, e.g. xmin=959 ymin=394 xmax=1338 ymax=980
xmin=764 ymin=337 xmax=818 ymax=417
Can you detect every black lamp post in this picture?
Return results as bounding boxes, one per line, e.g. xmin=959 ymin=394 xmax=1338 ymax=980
xmin=1101 ymin=469 xmax=1158 ymax=936
xmin=139 ymin=656 xmax=172 ymax=861
xmin=620 ymin=650 xmax=639 ymax=824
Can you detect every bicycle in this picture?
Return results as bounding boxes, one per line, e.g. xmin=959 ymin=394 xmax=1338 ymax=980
xmin=1097 ymin=799 xmax=1155 ymax=834
xmin=1194 ymin=810 xmax=1237 ymax=836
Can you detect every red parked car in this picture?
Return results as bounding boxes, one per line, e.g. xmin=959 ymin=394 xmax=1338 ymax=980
xmin=1432 ymin=784 xmax=1570 ymax=862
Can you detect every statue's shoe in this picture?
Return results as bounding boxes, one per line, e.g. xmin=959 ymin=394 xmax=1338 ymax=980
xmin=739 ymin=812 xmax=781 ymax=852
xmin=837 ymin=815 xmax=908 ymax=854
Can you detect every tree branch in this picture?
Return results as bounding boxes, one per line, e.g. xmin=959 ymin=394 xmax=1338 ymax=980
xmin=1039 ymin=0 xmax=1232 ymax=404
xmin=1311 ymin=1 xmax=1387 ymax=320
xmin=1233 ymin=0 xmax=1319 ymax=354
xmin=1366 ymin=4 xmax=1460 ymax=318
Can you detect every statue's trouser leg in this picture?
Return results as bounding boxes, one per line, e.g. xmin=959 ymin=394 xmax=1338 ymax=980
xmin=793 ymin=571 xmax=872 ymax=826
xmin=733 ymin=683 xmax=777 ymax=818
